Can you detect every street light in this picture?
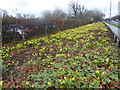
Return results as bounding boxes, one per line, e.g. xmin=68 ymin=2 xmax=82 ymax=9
xmin=109 ymin=0 xmax=112 ymax=20
xmin=118 ymin=1 xmax=120 ymax=16
xmin=104 ymin=7 xmax=106 ymax=19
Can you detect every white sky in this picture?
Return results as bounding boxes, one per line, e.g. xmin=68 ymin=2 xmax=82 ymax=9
xmin=0 ymin=0 xmax=119 ymax=18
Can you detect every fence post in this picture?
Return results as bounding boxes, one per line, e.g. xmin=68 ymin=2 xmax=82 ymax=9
xmin=21 ymin=26 xmax=25 ymax=41
xmin=65 ymin=24 xmax=67 ymax=29
xmin=44 ymin=23 xmax=48 ymax=37
xmin=114 ymin=35 xmax=117 ymax=43
xmin=57 ymin=25 xmax=59 ymax=32
xmin=118 ymin=40 xmax=120 ymax=48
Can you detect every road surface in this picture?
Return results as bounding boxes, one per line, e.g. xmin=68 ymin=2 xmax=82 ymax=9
xmin=110 ymin=20 xmax=120 ymax=25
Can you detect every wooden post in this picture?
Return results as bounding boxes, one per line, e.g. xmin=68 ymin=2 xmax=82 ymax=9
xmin=65 ymin=24 xmax=67 ymax=29
xmin=22 ymin=33 xmax=25 ymax=41
xmin=57 ymin=26 xmax=59 ymax=32
xmin=0 ymin=15 xmax=2 ymax=44
xmin=45 ymin=23 xmax=48 ymax=37
xmin=118 ymin=40 xmax=120 ymax=48
xmin=110 ymin=30 xmax=114 ymax=36
xmin=114 ymin=35 xmax=117 ymax=43
xmin=117 ymin=38 xmax=120 ymax=48
xmin=72 ymin=23 xmax=74 ymax=28
xmin=21 ymin=26 xmax=25 ymax=41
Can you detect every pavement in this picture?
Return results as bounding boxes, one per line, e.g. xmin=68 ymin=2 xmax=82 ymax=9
xmin=104 ymin=22 xmax=120 ymax=39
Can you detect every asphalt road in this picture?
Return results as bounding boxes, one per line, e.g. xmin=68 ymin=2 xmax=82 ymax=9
xmin=110 ymin=20 xmax=120 ymax=25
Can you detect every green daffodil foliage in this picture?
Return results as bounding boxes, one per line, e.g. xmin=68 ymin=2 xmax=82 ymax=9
xmin=2 ymin=22 xmax=120 ymax=88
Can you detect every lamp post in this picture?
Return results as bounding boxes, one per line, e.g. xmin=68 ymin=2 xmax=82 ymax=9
xmin=118 ymin=1 xmax=120 ymax=48
xmin=104 ymin=7 xmax=106 ymax=16
xmin=104 ymin=7 xmax=106 ymax=20
xmin=109 ymin=0 xmax=112 ymax=22
xmin=118 ymin=1 xmax=120 ymax=20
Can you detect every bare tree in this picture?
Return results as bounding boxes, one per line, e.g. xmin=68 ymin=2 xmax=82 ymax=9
xmin=84 ymin=9 xmax=104 ymax=21
xmin=84 ymin=10 xmax=93 ymax=21
xmin=42 ymin=10 xmax=53 ymax=19
xmin=16 ymin=13 xmax=22 ymax=18
xmin=78 ymin=5 xmax=87 ymax=19
xmin=23 ymin=14 xmax=26 ymax=18
xmin=0 ymin=9 xmax=8 ymax=17
xmin=52 ymin=8 xmax=66 ymax=19
xmin=42 ymin=8 xmax=66 ymax=19
xmin=29 ymin=14 xmax=35 ymax=18
xmin=69 ymin=1 xmax=79 ymax=18
xmin=69 ymin=1 xmax=86 ymax=19
xmin=92 ymin=9 xmax=104 ymax=21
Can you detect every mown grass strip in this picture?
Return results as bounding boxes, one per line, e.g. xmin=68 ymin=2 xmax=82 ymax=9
xmin=109 ymin=23 xmax=120 ymax=28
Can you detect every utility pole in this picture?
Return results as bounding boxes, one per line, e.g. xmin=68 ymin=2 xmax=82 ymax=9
xmin=44 ymin=23 xmax=48 ymax=37
xmin=118 ymin=1 xmax=120 ymax=48
xmin=104 ymin=7 xmax=106 ymax=18
xmin=109 ymin=0 xmax=112 ymax=20
xmin=118 ymin=1 xmax=120 ymax=18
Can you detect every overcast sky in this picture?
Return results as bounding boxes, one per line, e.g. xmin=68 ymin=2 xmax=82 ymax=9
xmin=0 ymin=0 xmax=119 ymax=18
